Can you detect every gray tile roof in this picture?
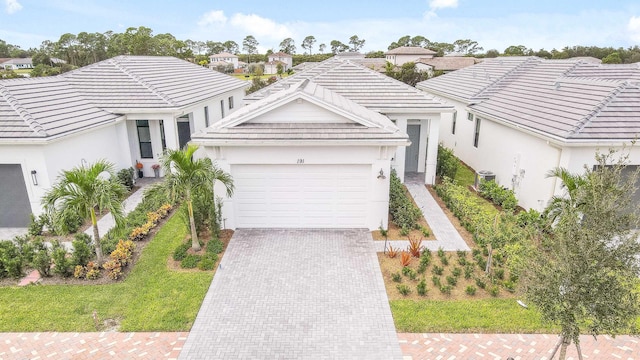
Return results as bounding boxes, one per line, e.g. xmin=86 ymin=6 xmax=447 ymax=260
xmin=193 ymin=79 xmax=410 ymax=145
xmin=246 ymin=57 xmax=451 ymax=114
xmin=385 ymin=47 xmax=436 ymax=56
xmin=415 ymin=57 xmax=479 ymax=71
xmin=420 ymin=56 xmax=640 ymax=141
xmin=0 ymin=77 xmax=120 ymax=139
xmin=1 ymin=56 xmax=248 ymax=140
xmin=62 ymin=56 xmax=248 ymax=110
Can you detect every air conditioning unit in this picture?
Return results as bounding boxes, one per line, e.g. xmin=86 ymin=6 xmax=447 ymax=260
xmin=474 ymin=170 xmax=496 ymax=190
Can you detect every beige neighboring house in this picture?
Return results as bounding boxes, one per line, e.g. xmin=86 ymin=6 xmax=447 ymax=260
xmin=385 ymin=47 xmax=436 ymax=66
xmin=209 ymin=52 xmax=239 ymax=69
xmin=265 ymin=52 xmax=293 ymax=74
xmin=415 ymin=56 xmax=480 ymax=75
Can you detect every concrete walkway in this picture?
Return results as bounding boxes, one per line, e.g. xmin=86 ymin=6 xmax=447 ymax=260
xmin=84 ymin=177 xmax=160 ymax=240
xmin=375 ymin=173 xmax=469 ymax=252
xmin=180 ymin=229 xmax=403 ymax=360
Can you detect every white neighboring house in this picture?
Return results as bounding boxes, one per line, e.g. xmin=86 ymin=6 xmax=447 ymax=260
xmin=209 ymin=52 xmax=239 ymax=70
xmin=192 ymin=57 xmax=453 ymax=230
xmin=0 ymin=55 xmax=247 ymax=228
xmin=1 ymin=58 xmax=34 ymax=70
xmin=385 ymin=47 xmax=436 ymax=66
xmin=417 ymin=56 xmax=640 ymax=212
xmin=264 ymin=52 xmax=293 ymax=74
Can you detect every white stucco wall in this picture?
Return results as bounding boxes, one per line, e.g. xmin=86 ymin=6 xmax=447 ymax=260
xmin=203 ymin=145 xmax=395 ymax=230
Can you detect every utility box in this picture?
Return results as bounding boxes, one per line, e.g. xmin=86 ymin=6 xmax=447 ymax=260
xmin=474 ymin=170 xmax=496 ymax=190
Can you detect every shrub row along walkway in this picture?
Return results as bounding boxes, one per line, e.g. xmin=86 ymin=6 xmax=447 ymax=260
xmin=375 ymin=172 xmax=469 ymax=253
xmin=1 ymin=332 xmax=637 ymax=359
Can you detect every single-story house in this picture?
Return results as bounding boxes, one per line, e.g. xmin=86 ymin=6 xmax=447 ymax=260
xmin=209 ymin=52 xmax=239 ymax=70
xmin=0 ymin=55 xmax=247 ymax=228
xmin=192 ymin=57 xmax=453 ymax=230
xmin=1 ymin=58 xmax=34 ymax=70
xmin=385 ymin=47 xmax=436 ymax=66
xmin=417 ymin=56 xmax=640 ymax=211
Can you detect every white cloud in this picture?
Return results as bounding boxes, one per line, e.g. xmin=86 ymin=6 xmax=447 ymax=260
xmin=628 ymin=16 xmax=640 ymax=42
xmin=229 ymin=13 xmax=293 ymax=40
xmin=5 ymin=0 xmax=22 ymax=14
xmin=429 ymin=0 xmax=458 ymax=10
xmin=198 ymin=10 xmax=227 ymax=27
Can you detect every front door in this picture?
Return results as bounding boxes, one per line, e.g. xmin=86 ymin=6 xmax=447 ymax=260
xmin=177 ymin=121 xmax=191 ymax=150
xmin=405 ymin=124 xmax=420 ymax=172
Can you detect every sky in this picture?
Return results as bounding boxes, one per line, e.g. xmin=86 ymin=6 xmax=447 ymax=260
xmin=1 ymin=0 xmax=640 ymax=54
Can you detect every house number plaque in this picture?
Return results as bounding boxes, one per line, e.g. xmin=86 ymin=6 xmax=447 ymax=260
xmin=297 ymin=159 xmax=305 ymax=164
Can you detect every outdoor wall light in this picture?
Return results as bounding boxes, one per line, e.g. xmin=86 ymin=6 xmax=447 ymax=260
xmin=30 ymin=170 xmax=38 ymax=186
xmin=377 ymin=169 xmax=386 ymax=180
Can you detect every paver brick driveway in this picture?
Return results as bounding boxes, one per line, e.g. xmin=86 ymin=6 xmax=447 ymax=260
xmin=179 ymin=229 xmax=402 ymax=359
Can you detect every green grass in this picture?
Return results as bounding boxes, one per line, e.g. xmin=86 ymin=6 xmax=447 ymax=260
xmin=0 ymin=213 xmax=213 ymax=331
xmin=391 ymin=299 xmax=557 ymax=333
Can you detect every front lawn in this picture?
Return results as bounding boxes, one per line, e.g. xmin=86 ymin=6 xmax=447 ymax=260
xmin=391 ymin=299 xmax=556 ymax=333
xmin=0 ymin=213 xmax=213 ymax=332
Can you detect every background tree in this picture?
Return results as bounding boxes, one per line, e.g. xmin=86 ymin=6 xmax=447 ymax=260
xmin=223 ymin=40 xmax=239 ymax=54
xmin=243 ymin=35 xmax=259 ymax=64
xmin=318 ymin=43 xmax=326 ymax=53
xmin=279 ymin=37 xmax=296 ymax=54
xmin=602 ymin=52 xmax=622 ymax=64
xmin=301 ymin=35 xmax=316 ymax=55
xmin=520 ymin=150 xmax=640 ymax=360
xmin=504 ymin=44 xmax=531 ymax=56
xmin=348 ymin=35 xmax=365 ymax=52
xmin=43 ymin=160 xmax=126 ymax=264
xmin=453 ymin=39 xmax=483 ymax=55
xmin=388 ymin=35 xmax=411 ymax=50
xmin=430 ymin=42 xmax=454 ymax=56
xmin=410 ymin=35 xmax=430 ymax=48
xmin=156 ymin=145 xmax=234 ymax=251
xmin=330 ymin=40 xmax=349 ymax=54
xmin=484 ymin=49 xmax=500 ymax=58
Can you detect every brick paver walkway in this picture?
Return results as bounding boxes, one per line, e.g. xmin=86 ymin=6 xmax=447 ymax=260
xmin=0 ymin=332 xmax=187 ymax=360
xmin=2 ymin=332 xmax=637 ymax=359
xmin=398 ymin=333 xmax=639 ymax=359
xmin=179 ymin=229 xmax=403 ymax=360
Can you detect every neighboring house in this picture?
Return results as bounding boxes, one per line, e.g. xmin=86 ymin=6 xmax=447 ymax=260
xmin=209 ymin=52 xmax=239 ymax=69
xmin=192 ymin=57 xmax=453 ymax=230
xmin=263 ymin=61 xmax=286 ymax=75
xmin=0 ymin=55 xmax=247 ymax=228
xmin=417 ymin=56 xmax=640 ymax=211
xmin=385 ymin=47 xmax=436 ymax=66
xmin=1 ymin=58 xmax=34 ymax=70
xmin=415 ymin=56 xmax=480 ymax=75
xmin=267 ymin=52 xmax=293 ymax=70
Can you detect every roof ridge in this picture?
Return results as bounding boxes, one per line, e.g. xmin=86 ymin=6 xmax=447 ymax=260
xmin=474 ymin=57 xmax=540 ymax=99
xmin=0 ymin=83 xmax=47 ymax=136
xmin=559 ymin=60 xmax=584 ymax=77
xmin=569 ymin=81 xmax=628 ymax=136
xmin=111 ymin=56 xmax=180 ymax=107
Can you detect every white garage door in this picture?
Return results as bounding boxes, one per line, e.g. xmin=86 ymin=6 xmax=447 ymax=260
xmin=233 ymin=164 xmax=370 ymax=228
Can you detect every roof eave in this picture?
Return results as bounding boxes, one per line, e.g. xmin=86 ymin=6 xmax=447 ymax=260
xmin=191 ymin=138 xmax=411 ymax=147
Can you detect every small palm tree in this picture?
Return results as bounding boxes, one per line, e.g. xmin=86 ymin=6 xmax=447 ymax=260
xmin=544 ymin=167 xmax=587 ymax=224
xmin=43 ymin=160 xmax=126 ymax=264
xmin=157 ymin=144 xmax=234 ymax=251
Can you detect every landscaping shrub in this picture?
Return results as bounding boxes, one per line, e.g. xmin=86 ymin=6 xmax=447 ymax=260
xmin=494 ymin=268 xmax=505 ymax=280
xmin=103 ymin=240 xmax=135 ymax=280
xmin=71 ymin=233 xmax=93 ymax=267
xmin=206 ymin=238 xmax=224 ymax=254
xmin=431 ymin=276 xmax=441 ymax=287
xmin=436 ymin=143 xmax=458 ymax=180
xmin=173 ymin=242 xmax=191 ymax=261
xmin=475 ymin=277 xmax=487 ymax=289
xmin=181 ymin=254 xmax=201 ymax=269
xmin=446 ymin=275 xmax=457 ymax=286
xmin=464 ymin=265 xmax=474 ymax=279
xmin=392 ymin=272 xmax=402 ymax=282
xmin=389 ymin=170 xmax=422 ymax=230
xmin=51 ymin=241 xmax=73 ymax=277
xmin=478 ymin=179 xmax=518 ymax=211
xmin=0 ymin=240 xmax=23 ymax=278
xmin=432 ymin=265 xmax=444 ymax=275
xmin=408 ymin=237 xmax=423 ymax=258
xmin=489 ymin=285 xmax=500 ymax=297
xmin=396 ymin=284 xmax=411 ymax=296
xmin=416 ymin=279 xmax=428 ymax=296
xmin=387 ymin=245 xmax=398 ymax=258
xmin=465 ymin=285 xmax=477 ymax=296
xmin=116 ymin=167 xmax=135 ymax=191
xmin=28 ymin=213 xmax=45 ymax=236
xmin=400 ymin=251 xmax=411 ymax=267
xmin=439 ymin=285 xmax=452 ymax=295
xmin=197 ymin=254 xmax=217 ymax=271
xmin=31 ymin=239 xmax=52 ymax=277
xmin=452 ymin=267 xmax=462 ymax=278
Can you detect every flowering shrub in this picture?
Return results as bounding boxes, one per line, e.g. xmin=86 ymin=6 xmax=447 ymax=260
xmin=103 ymin=240 xmax=135 ymax=280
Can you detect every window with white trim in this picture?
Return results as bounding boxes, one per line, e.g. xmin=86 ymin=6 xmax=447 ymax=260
xmin=228 ymin=96 xmax=234 ymax=109
xmin=451 ymin=111 xmax=457 ymax=134
xmin=136 ymin=120 xmax=153 ymax=158
xmin=473 ymin=117 xmax=481 ymax=148
xmin=467 ymin=112 xmax=474 ymax=121
xmin=204 ymin=106 xmax=210 ymax=127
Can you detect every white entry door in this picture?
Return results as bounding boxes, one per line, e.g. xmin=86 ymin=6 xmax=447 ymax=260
xmin=232 ymin=164 xmax=370 ymax=228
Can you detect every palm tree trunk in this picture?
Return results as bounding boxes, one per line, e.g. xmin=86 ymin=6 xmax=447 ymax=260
xmin=91 ymin=209 xmax=104 ymax=264
xmin=559 ymin=336 xmax=570 ymax=360
xmin=186 ymin=189 xmax=200 ymax=251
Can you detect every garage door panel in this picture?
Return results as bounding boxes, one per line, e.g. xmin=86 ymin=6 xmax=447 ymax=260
xmin=0 ymin=164 xmax=31 ymax=228
xmin=233 ymin=164 xmax=369 ymax=228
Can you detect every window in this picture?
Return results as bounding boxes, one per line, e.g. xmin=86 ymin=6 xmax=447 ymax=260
xmin=204 ymin=106 xmax=210 ymax=127
xmin=136 ymin=120 xmax=153 ymax=158
xmin=467 ymin=112 xmax=474 ymax=121
xmin=159 ymin=120 xmax=167 ymax=151
xmin=451 ymin=111 xmax=457 ymax=134
xmin=220 ymin=100 xmax=225 ymax=118
xmin=228 ymin=96 xmax=234 ymax=109
xmin=473 ymin=117 xmax=481 ymax=148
